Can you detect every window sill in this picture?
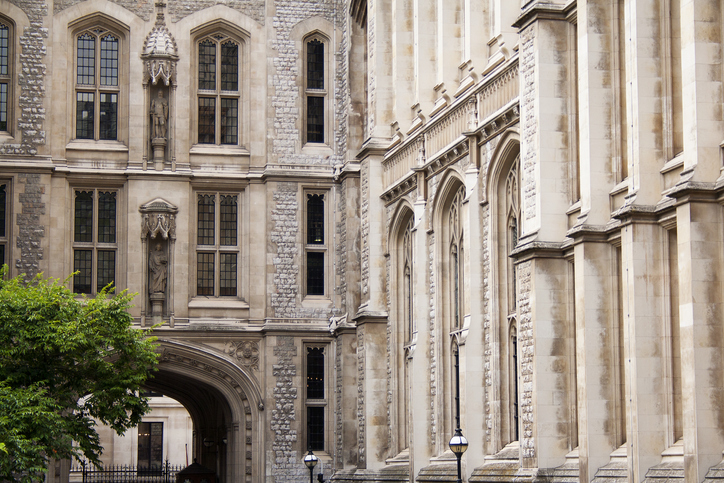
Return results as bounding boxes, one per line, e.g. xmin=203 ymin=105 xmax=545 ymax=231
xmin=188 ymin=297 xmax=249 ymax=309
xmin=66 ymin=139 xmax=129 ymax=152
xmin=301 ymin=296 xmax=332 ymax=309
xmin=0 ymin=132 xmax=18 ymax=144
xmin=190 ymin=144 xmax=250 ymax=156
xmin=301 ymin=143 xmax=333 ymax=155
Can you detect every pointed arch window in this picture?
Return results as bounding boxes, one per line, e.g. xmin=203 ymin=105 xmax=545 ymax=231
xmin=449 ymin=186 xmax=465 ymax=330
xmin=74 ymin=28 xmax=120 ymax=141
xmin=506 ymin=164 xmax=519 ymax=313
xmin=403 ymin=216 xmax=414 ymax=342
xmin=197 ymin=33 xmax=240 ymax=145
xmin=304 ymin=35 xmax=328 ymax=144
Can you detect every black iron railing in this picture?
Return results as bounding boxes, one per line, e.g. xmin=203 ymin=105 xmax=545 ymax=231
xmin=70 ymin=461 xmax=184 ymax=483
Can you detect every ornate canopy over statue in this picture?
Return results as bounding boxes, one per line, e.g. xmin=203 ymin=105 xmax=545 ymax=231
xmin=141 ymin=2 xmax=179 ymax=86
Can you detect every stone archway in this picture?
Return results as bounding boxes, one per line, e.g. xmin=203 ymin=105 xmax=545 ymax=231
xmin=143 ymin=340 xmax=264 ymax=483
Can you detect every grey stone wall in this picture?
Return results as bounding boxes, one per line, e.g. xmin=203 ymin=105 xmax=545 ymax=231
xmin=270 ymin=182 xmax=300 ymax=318
xmin=360 ymin=160 xmax=369 ymax=299
xmin=53 ymin=0 xmax=154 ymax=20
xmin=516 ymin=260 xmax=534 ymax=459
xmin=271 ymin=336 xmax=304 ymax=483
xmin=2 ymin=0 xmax=47 ymax=156
xmin=15 ymin=173 xmax=45 ymax=279
xmin=270 ymin=0 xmax=346 ymax=165
xmin=520 ymin=25 xmax=536 ymax=222
xmin=356 ymin=324 xmax=366 ymax=467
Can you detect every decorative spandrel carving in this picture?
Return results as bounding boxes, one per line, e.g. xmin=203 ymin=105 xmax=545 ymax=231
xmin=226 ymin=340 xmax=260 ymax=372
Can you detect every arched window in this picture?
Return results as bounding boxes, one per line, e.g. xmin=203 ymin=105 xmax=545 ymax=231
xmin=506 ymin=163 xmax=519 ymax=314
xmin=74 ymin=27 xmax=121 ymax=141
xmin=449 ymin=186 xmax=464 ymax=330
xmin=403 ymin=216 xmax=414 ymax=342
xmin=304 ymin=34 xmax=328 ymax=144
xmin=196 ymin=32 xmax=241 ymax=145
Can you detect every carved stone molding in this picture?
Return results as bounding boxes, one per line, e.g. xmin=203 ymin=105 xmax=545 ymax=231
xmin=141 ymin=3 xmax=179 ymax=86
xmin=140 ymin=198 xmax=178 ymax=240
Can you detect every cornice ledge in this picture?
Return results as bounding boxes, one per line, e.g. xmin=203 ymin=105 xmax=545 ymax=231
xmin=353 ymin=308 xmax=389 ymax=325
xmin=513 ymin=2 xmax=574 ymax=30
xmin=357 ymin=137 xmax=393 ymax=160
xmin=611 ymin=203 xmax=658 ymax=223
xmin=566 ymin=223 xmax=609 ymax=243
xmin=667 ymin=180 xmax=719 ymax=202
xmin=511 ymin=240 xmax=567 ymax=261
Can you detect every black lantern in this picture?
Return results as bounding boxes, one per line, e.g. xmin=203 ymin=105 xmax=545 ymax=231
xmin=303 ymin=450 xmax=319 ymax=483
xmin=449 ymin=428 xmax=468 ymax=483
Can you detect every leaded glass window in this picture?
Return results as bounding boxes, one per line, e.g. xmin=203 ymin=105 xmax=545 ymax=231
xmin=197 ymin=34 xmax=240 ymax=145
xmin=306 ymin=346 xmax=326 ymax=451
xmin=305 ymin=36 xmax=327 ymax=144
xmin=196 ymin=193 xmax=239 ymax=297
xmin=305 ymin=192 xmax=326 ymax=297
xmin=72 ymin=189 xmax=117 ymax=294
xmin=0 ymin=22 xmax=11 ymax=132
xmin=75 ymin=29 xmax=120 ymax=141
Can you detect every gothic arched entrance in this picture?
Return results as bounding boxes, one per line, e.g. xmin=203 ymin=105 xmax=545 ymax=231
xmin=143 ymin=340 xmax=264 ymax=483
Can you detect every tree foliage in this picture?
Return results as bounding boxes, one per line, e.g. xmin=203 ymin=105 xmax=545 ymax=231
xmin=0 ymin=271 xmax=158 ymax=483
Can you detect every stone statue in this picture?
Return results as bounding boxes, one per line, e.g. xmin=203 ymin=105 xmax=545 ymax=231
xmin=149 ymin=242 xmax=168 ymax=294
xmin=150 ymin=90 xmax=169 ymax=139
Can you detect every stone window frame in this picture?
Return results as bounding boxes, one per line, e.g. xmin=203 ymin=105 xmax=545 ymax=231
xmin=137 ymin=421 xmax=164 ymax=472
xmin=302 ymin=188 xmax=331 ymax=300
xmin=388 ymin=203 xmax=415 ymax=457
xmin=70 ymin=186 xmax=123 ymax=296
xmin=190 ymin=21 xmax=250 ymax=150
xmin=191 ymin=190 xmax=242 ymax=300
xmin=303 ymin=342 xmax=330 ymax=454
xmin=68 ymin=15 xmax=129 ymax=147
xmin=0 ymin=16 xmax=14 ymax=138
xmin=302 ymin=31 xmax=331 ymax=147
xmin=0 ymin=179 xmax=11 ymax=269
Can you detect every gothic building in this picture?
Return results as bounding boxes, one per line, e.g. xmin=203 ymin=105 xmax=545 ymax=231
xmin=2 ymin=0 xmax=724 ymax=482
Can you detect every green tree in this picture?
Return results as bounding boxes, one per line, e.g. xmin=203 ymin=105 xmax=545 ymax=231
xmin=0 ymin=270 xmax=158 ymax=483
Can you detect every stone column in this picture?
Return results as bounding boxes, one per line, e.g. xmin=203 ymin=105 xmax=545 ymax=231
xmin=673 ymin=194 xmax=724 ymax=483
xmin=573 ymin=237 xmax=620 ymax=483
xmin=619 ymin=216 xmax=668 ymax=483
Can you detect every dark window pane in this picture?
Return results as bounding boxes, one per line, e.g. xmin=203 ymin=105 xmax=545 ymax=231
xmin=100 ymin=35 xmax=118 ymax=86
xmin=76 ymin=92 xmax=94 ymax=139
xmin=198 ymin=194 xmax=215 ymax=245
xmin=0 ymin=244 xmax=5 ymax=268
xmin=220 ymin=195 xmax=237 ymax=245
xmin=307 ymin=194 xmax=324 ymax=244
xmin=307 ymin=96 xmax=324 ymax=143
xmin=0 ymin=184 xmax=6 ymax=238
xmin=221 ymin=41 xmax=238 ymax=91
xmin=307 ymin=251 xmax=324 ymax=296
xmin=220 ymin=98 xmax=238 ymax=145
xmin=138 ymin=422 xmax=164 ymax=473
xmin=73 ymin=249 xmax=92 ymax=294
xmin=220 ymin=253 xmax=237 ymax=296
xmin=97 ymin=191 xmax=116 ymax=243
xmin=198 ymin=40 xmax=216 ymax=90
xmin=0 ymin=83 xmax=7 ymax=131
xmin=198 ymin=97 xmax=215 ymax=144
xmin=99 ymin=93 xmax=117 ymax=140
xmin=197 ymin=252 xmax=214 ymax=296
xmin=74 ymin=191 xmax=93 ymax=243
xmin=97 ymin=250 xmax=115 ymax=292
xmin=307 ymin=406 xmax=324 ymax=451
xmin=0 ymin=25 xmax=8 ymax=76
xmin=307 ymin=39 xmax=324 ymax=89
xmin=77 ymin=33 xmax=95 ymax=85
xmin=307 ymin=347 xmax=324 ymax=399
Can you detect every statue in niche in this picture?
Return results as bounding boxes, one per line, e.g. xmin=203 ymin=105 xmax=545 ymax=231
xmin=150 ymin=89 xmax=169 ymax=139
xmin=149 ymin=241 xmax=168 ymax=294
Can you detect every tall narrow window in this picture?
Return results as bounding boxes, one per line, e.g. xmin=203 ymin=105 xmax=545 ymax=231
xmin=0 ymin=21 xmax=12 ymax=133
xmin=449 ymin=186 xmax=464 ymax=329
xmin=137 ymin=422 xmax=163 ymax=474
xmin=306 ymin=346 xmax=326 ymax=451
xmin=305 ymin=36 xmax=327 ymax=144
xmin=0 ymin=183 xmax=8 ymax=267
xmin=196 ymin=193 xmax=239 ymax=297
xmin=75 ymin=29 xmax=119 ymax=141
xmin=197 ymin=34 xmax=240 ymax=145
xmin=506 ymin=164 xmax=519 ymax=313
xmin=73 ymin=189 xmax=117 ymax=294
xmin=403 ymin=216 xmax=414 ymax=342
xmin=305 ymin=193 xmax=326 ymax=296
xmin=667 ymin=0 xmax=683 ymax=157
xmin=510 ymin=325 xmax=519 ymax=441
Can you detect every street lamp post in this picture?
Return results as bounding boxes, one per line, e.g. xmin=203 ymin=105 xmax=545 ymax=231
xmin=303 ymin=449 xmax=319 ymax=483
xmin=448 ymin=346 xmax=468 ymax=483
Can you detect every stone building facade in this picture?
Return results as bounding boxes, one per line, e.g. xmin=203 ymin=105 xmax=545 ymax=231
xmin=2 ymin=0 xmax=724 ymax=482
